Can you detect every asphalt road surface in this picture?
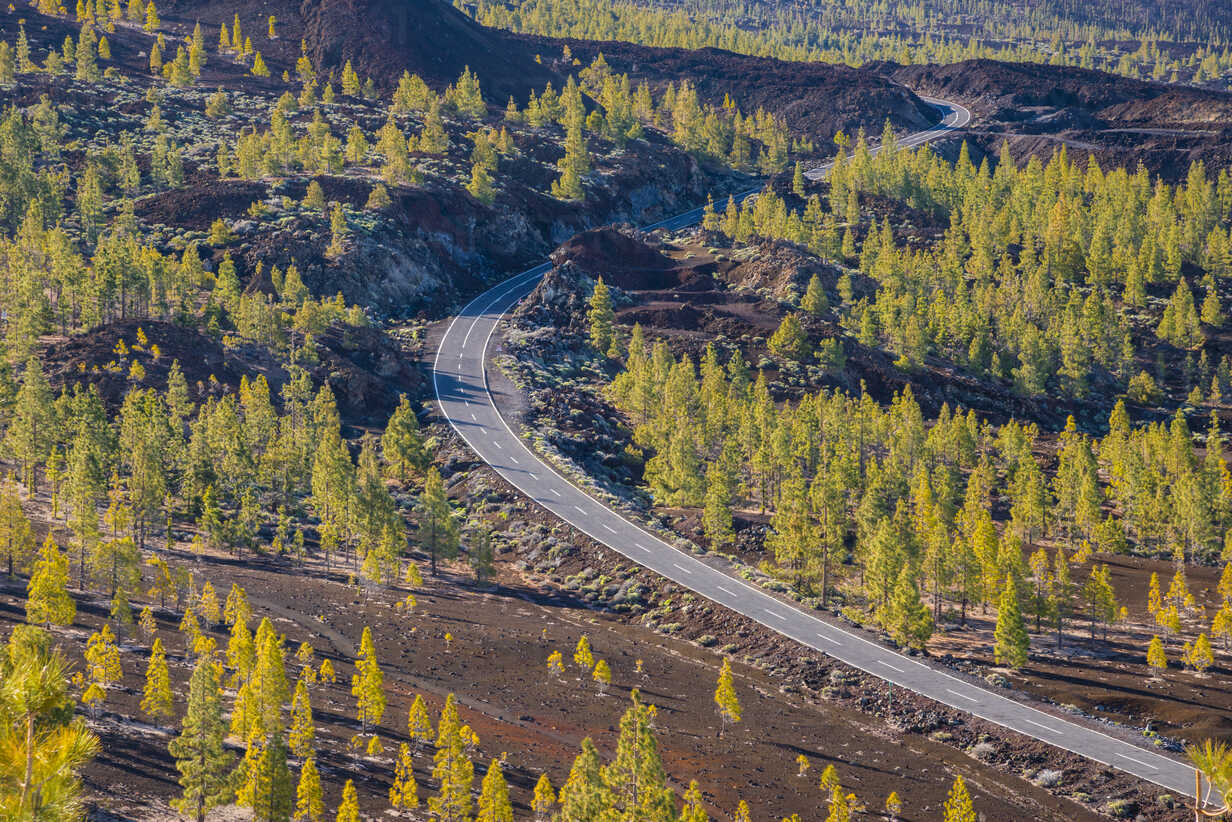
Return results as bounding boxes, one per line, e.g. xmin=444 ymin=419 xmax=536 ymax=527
xmin=432 ymin=98 xmax=1198 ymax=798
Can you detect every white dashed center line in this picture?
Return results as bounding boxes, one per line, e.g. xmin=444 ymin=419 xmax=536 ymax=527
xmin=602 ymin=524 xmax=617 ymax=534
xmin=1116 ymin=753 xmax=1159 ymax=770
xmin=672 ymin=563 xmax=692 ymax=574
xmin=550 ymin=489 xmax=561 ymax=497
xmin=716 ymin=585 xmax=736 ymax=596
xmin=764 ymin=609 xmax=786 ymax=620
xmin=877 ymin=660 xmax=905 ymax=673
xmin=634 ymin=543 xmax=651 ymax=553
xmin=946 ymin=688 xmax=977 ymax=703
xmin=573 ymin=505 xmax=586 ymax=514
xmin=815 ymin=633 xmax=840 ymax=645
xmin=1025 ymin=719 xmax=1064 ymax=734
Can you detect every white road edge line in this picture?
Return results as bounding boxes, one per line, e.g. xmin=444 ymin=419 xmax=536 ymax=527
xmin=1116 ymin=753 xmax=1160 ymax=770
xmin=1024 ymin=719 xmax=1058 ymax=734
xmin=431 ymin=99 xmax=1197 ymax=799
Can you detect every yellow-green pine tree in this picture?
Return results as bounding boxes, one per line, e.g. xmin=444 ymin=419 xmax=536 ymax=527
xmin=389 ymin=742 xmax=419 ymax=810
xmin=142 ymin=636 xmax=174 ymax=722
xmin=572 ymin=635 xmax=594 ymax=671
xmin=169 ymin=658 xmax=233 ymax=822
xmin=351 ymin=626 xmax=385 ymax=736
xmin=943 ymin=774 xmax=976 ymax=822
xmin=429 ymin=694 xmax=474 ymax=822
xmin=237 ymin=733 xmax=294 ymax=822
xmin=295 ymin=753 xmax=324 ymax=822
xmin=293 ymin=754 xmax=322 ymax=822
xmin=198 ymin=580 xmax=221 ymax=627
xmin=84 ymin=624 xmax=123 ymax=717
xmin=26 ymin=534 xmax=75 ymax=627
xmin=592 ymin=658 xmax=611 ymax=693
xmin=1147 ymin=635 xmax=1168 ymax=676
xmin=407 ymin=693 xmax=434 ymax=751
xmin=477 ymin=759 xmax=512 ymax=822
xmin=714 ymin=658 xmax=741 ymax=736
xmin=335 ymin=779 xmax=359 ymax=822
xmin=531 ymin=773 xmax=554 ymax=820
xmin=289 ymin=678 xmax=315 ymax=757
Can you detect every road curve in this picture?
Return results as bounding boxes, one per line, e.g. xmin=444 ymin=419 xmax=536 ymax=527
xmin=432 ymin=98 xmax=1197 ymax=798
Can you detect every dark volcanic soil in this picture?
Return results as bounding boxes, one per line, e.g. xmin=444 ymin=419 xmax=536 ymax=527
xmin=0 ymin=434 xmax=1167 ymax=822
xmin=889 ymin=59 xmax=1232 ymax=179
xmin=158 ymin=0 xmax=558 ymax=102
xmin=535 ymin=39 xmax=937 ymax=144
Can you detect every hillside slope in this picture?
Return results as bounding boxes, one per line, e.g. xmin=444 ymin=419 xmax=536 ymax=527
xmin=162 ymin=0 xmax=558 ymax=101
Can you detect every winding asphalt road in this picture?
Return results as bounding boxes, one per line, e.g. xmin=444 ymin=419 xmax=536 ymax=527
xmin=432 ymin=98 xmax=1198 ymax=798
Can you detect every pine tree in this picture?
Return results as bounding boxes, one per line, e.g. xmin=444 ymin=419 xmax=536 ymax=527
xmin=419 ymin=468 xmax=459 ymax=575
xmin=587 ymin=278 xmax=616 ymax=354
xmin=0 ymin=634 xmax=100 ymax=821
xmin=169 ymin=658 xmax=234 ymax=822
xmin=430 ymin=694 xmax=474 ymax=822
xmin=1147 ymin=635 xmax=1168 ymax=676
xmin=8 ymin=357 xmax=54 ymax=491
xmin=547 ymin=650 xmax=565 ymax=678
xmin=768 ymin=314 xmax=810 ymax=361
xmin=885 ymin=791 xmax=902 ymax=820
xmin=26 ymin=535 xmax=75 ymax=627
xmin=1187 ymin=633 xmax=1215 ymax=674
xmin=802 ymin=273 xmax=829 ymax=315
xmin=943 ymin=775 xmax=976 ymax=822
xmin=237 ymin=733 xmax=294 ymax=822
xmin=288 ymin=678 xmax=314 ymax=757
xmin=295 ymin=754 xmax=324 ymax=822
xmin=382 ymin=394 xmax=429 ymax=482
xmin=249 ymin=617 xmax=290 ymax=740
xmin=994 ymin=574 xmax=1029 ymax=668
xmin=681 ymin=781 xmax=708 ymax=822
xmin=0 ymin=479 xmax=34 ymax=577
xmin=602 ymin=691 xmax=674 ymax=821
xmin=390 ymin=742 xmax=419 ymax=809
xmin=83 ymin=624 xmax=123 ymax=717
xmin=887 ymin=565 xmax=933 ymax=650
xmin=531 ymin=773 xmax=555 ymax=820
xmin=714 ymin=658 xmax=741 ymax=736
xmin=335 ymin=779 xmax=360 ymax=822
xmin=572 ymin=635 xmax=594 ymax=671
xmin=141 ymin=637 xmax=174 ymax=722
xmin=466 ymin=162 xmax=496 ymax=205
xmin=477 ymin=759 xmax=513 ymax=822
xmin=407 ymin=693 xmax=435 ymax=751
xmin=592 ymin=658 xmax=611 ymax=693
xmin=702 ymin=459 xmax=735 ymax=549
xmin=143 ymin=0 xmax=159 ymax=30
xmin=351 ymin=626 xmax=385 ymax=736
xmin=558 ymin=738 xmax=611 ymax=821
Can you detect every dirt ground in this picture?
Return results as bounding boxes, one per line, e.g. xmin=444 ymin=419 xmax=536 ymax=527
xmin=0 ymin=433 xmax=1180 ymax=822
